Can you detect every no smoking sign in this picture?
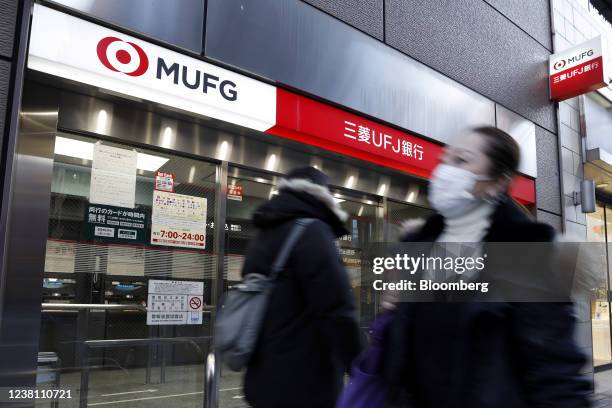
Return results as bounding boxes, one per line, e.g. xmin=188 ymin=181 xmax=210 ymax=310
xmin=188 ymin=295 xmax=203 ymax=311
xmin=147 ymin=279 xmax=204 ymax=326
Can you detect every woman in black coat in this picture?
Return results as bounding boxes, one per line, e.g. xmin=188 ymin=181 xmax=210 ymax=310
xmin=385 ymin=126 xmax=591 ymax=407
xmin=242 ymin=167 xmax=361 ymax=408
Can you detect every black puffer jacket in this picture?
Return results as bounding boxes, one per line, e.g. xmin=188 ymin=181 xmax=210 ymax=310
xmin=385 ymin=198 xmax=591 ymax=408
xmin=243 ymin=178 xmax=361 ymax=408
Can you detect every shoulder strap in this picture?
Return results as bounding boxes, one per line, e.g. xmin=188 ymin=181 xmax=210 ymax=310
xmin=269 ymin=218 xmax=315 ymax=280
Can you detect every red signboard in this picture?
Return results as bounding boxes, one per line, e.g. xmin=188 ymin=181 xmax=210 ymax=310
xmin=267 ymin=88 xmax=535 ymax=204
xmin=268 ymin=89 xmax=443 ymax=178
xmin=549 ymin=36 xmax=608 ymax=102
xmin=228 ymin=184 xmax=243 ymax=201
xmin=508 ymin=176 xmax=535 ymax=205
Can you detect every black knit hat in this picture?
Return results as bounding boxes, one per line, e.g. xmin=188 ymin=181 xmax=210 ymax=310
xmin=285 ymin=166 xmax=330 ymax=187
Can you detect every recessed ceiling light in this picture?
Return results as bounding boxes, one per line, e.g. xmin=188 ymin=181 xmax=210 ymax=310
xmin=597 ymin=183 xmax=609 ymax=188
xmin=96 ymin=109 xmax=108 ymax=134
xmin=136 ymin=153 xmax=169 ymax=172
xmin=54 ymin=136 xmax=94 ymax=160
xmin=54 ymin=136 xmax=169 ymax=172
xmin=345 ymin=175 xmax=355 ymax=189
xmin=217 ymin=140 xmax=229 ymax=161
xmin=265 ymin=154 xmax=277 ymax=171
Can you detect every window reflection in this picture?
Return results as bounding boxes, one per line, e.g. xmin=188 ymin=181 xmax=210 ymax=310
xmin=49 ymin=0 xmax=204 ymax=51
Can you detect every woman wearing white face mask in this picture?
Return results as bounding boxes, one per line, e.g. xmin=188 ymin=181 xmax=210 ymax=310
xmin=382 ymin=127 xmax=590 ymax=408
xmin=426 ymin=126 xmax=523 ymax=242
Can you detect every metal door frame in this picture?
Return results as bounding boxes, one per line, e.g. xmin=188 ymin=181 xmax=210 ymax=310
xmin=0 ymin=81 xmax=60 ymax=392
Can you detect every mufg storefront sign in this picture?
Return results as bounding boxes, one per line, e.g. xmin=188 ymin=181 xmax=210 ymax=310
xmin=549 ymin=36 xmax=609 ymax=101
xmin=26 ymin=3 xmax=537 ymax=204
xmin=27 ymin=4 xmax=276 ymax=132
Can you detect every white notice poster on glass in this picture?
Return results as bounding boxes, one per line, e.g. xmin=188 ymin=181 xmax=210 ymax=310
xmin=147 ymin=279 xmax=204 ymax=325
xmin=44 ymin=240 xmax=76 ymax=273
xmin=89 ymin=144 xmax=137 ymax=208
xmin=151 ymin=190 xmax=207 ymax=249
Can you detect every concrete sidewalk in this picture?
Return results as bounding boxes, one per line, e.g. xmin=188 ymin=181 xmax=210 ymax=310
xmin=594 ymin=369 xmax=612 ymax=407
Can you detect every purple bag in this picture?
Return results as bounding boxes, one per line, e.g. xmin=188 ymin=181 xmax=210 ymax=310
xmin=335 ymin=311 xmax=395 ymax=408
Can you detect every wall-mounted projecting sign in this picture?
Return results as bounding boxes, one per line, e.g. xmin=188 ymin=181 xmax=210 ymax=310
xmin=549 ymin=36 xmax=609 ymax=101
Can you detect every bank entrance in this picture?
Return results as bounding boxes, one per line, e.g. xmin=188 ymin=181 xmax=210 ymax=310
xmin=16 ymin=77 xmax=431 ymax=407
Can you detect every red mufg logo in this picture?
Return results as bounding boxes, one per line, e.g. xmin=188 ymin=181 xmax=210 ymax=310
xmin=97 ymin=36 xmax=149 ymax=77
xmin=553 ymin=60 xmax=566 ymax=70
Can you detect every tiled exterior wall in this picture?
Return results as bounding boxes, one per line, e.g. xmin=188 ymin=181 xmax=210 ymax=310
xmin=552 ymin=0 xmax=612 ymax=381
xmin=553 ymin=0 xmax=610 ymax=238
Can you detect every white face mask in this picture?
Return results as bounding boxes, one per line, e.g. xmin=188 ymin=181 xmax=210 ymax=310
xmin=428 ymin=164 xmax=489 ymax=219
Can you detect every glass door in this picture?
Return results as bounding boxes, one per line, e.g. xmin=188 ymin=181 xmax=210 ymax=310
xmin=217 ymin=166 xmax=434 ymax=406
xmin=587 ymin=204 xmax=612 ymax=367
xmin=223 ymin=167 xmax=385 ymax=323
xmin=37 ymin=133 xmax=219 ymax=407
xmin=386 ymin=199 xmax=434 ymax=242
xmin=220 ymin=167 xmax=277 ymax=406
xmin=219 ymin=167 xmax=385 ymax=405
xmin=332 ymin=191 xmax=382 ymax=324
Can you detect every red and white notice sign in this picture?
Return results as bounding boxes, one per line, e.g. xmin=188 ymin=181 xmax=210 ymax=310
xmin=549 ymin=36 xmax=609 ymax=101
xmin=150 ymin=190 xmax=207 ymax=249
xmin=227 ymin=184 xmax=243 ymax=201
xmin=155 ymin=171 xmax=174 ymax=192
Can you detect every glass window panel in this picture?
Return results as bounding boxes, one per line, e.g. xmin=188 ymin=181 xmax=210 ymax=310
xmin=386 ymin=199 xmax=434 ymax=242
xmin=334 ymin=193 xmax=381 ymax=324
xmin=588 ymin=204 xmax=612 ymax=366
xmin=39 ymin=133 xmax=218 ymax=407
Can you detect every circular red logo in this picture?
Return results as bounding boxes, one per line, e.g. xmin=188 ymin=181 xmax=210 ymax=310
xmin=553 ymin=60 xmax=566 ymax=71
xmin=97 ymin=36 xmax=149 ymax=77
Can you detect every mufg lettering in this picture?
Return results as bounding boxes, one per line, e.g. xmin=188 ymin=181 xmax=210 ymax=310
xmin=566 ymin=49 xmax=594 ymax=65
xmin=156 ymin=58 xmax=238 ymax=101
